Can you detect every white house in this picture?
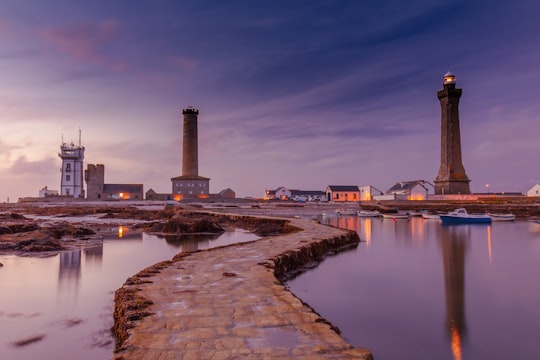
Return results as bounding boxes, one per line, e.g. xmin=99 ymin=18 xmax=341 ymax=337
xmin=39 ymin=186 xmax=59 ymax=197
xmin=527 ymin=184 xmax=540 ymax=197
xmin=359 ymin=185 xmax=384 ymax=201
xmin=265 ymin=186 xmax=292 ymax=200
xmin=290 ymin=190 xmax=326 ymax=202
xmin=374 ymin=180 xmax=431 ymax=201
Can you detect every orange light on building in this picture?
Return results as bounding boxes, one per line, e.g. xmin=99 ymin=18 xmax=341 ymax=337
xmin=118 ymin=192 xmax=124 ymax=199
xmin=118 ymin=226 xmax=124 ymax=238
xmin=173 ymin=194 xmax=183 ymax=201
xmin=198 ymin=194 xmax=209 ymax=199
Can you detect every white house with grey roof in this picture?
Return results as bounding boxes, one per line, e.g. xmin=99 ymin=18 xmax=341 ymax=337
xmin=374 ymin=180 xmax=432 ymax=201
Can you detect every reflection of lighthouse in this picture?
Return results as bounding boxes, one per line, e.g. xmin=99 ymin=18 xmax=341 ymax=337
xmin=439 ymin=225 xmax=469 ymax=360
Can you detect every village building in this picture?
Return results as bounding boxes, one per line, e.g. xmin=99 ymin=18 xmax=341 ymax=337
xmin=39 ymin=186 xmax=59 ymax=197
xmin=325 ymin=185 xmax=360 ymax=203
xmin=290 ymin=190 xmax=326 ymax=202
xmin=374 ymin=180 xmax=432 ymax=201
xmin=265 ymin=187 xmax=291 ymax=200
xmin=85 ymin=164 xmax=143 ymax=200
xmin=145 ymin=189 xmax=171 ymax=201
xmin=527 ymin=184 xmax=540 ymax=197
xmin=264 ymin=187 xmax=326 ymax=202
xmin=359 ymin=185 xmax=384 ymax=201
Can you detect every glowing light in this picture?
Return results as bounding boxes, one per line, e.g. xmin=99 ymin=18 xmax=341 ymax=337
xmin=450 ymin=326 xmax=462 ymax=360
xmin=173 ymin=194 xmax=183 ymax=201
xmin=118 ymin=226 xmax=124 ymax=238
xmin=487 ymin=225 xmax=492 ymax=264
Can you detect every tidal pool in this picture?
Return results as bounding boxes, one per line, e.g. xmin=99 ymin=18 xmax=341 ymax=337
xmin=287 ymin=216 xmax=540 ymax=360
xmin=0 ymin=228 xmax=257 ymax=360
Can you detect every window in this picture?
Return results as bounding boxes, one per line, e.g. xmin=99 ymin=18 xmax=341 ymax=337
xmin=66 ymin=163 xmax=71 ymax=172
xmin=66 ymin=175 xmax=71 ymax=181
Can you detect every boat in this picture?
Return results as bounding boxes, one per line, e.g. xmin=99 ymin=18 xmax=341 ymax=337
xmin=439 ymin=208 xmax=491 ymax=224
xmin=335 ymin=208 xmax=357 ymax=216
xmin=488 ymin=213 xmax=516 ymax=222
xmin=357 ymin=210 xmax=381 ymax=217
xmin=407 ymin=211 xmax=423 ymax=217
xmin=421 ymin=212 xmax=441 ymax=220
xmin=381 ymin=212 xmax=409 ymax=220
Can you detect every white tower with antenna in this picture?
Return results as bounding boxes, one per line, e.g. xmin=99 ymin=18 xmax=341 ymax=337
xmin=58 ymin=129 xmax=85 ymax=198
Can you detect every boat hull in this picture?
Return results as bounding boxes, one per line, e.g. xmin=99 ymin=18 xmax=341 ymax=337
xmin=440 ymin=215 xmax=491 ymax=224
xmin=382 ymin=213 xmax=409 ymax=220
xmin=489 ymin=214 xmax=515 ymax=222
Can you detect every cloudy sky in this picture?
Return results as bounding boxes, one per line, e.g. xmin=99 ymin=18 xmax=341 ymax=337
xmin=1 ymin=0 xmax=539 ymax=201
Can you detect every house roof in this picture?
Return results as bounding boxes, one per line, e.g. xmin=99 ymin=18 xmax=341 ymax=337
xmin=327 ymin=185 xmax=360 ymax=192
xmin=103 ymin=184 xmax=143 ymax=193
xmin=171 ymin=175 xmax=210 ymax=180
xmin=385 ymin=180 xmax=426 ymax=194
xmin=291 ymin=190 xmax=325 ymax=196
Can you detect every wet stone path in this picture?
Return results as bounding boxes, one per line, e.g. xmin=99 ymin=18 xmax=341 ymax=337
xmin=113 ymin=216 xmax=373 ymax=359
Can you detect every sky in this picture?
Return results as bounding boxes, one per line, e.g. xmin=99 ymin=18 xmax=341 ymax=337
xmin=1 ymin=0 xmax=539 ymax=201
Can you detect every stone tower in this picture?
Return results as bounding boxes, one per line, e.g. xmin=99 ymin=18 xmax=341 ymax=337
xmin=434 ymin=72 xmax=471 ymax=195
xmin=58 ymin=131 xmax=85 ymax=198
xmin=171 ymin=107 xmax=210 ymax=199
xmin=85 ymin=164 xmax=105 ymax=200
xmin=182 ymin=107 xmax=199 ymax=177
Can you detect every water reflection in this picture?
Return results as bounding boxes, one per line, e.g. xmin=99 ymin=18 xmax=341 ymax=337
xmin=293 ymin=217 xmax=540 ymax=360
xmin=0 ymin=227 xmax=258 ymax=360
xmin=158 ymin=233 xmax=221 ymax=252
xmin=438 ymin=225 xmax=471 ymax=360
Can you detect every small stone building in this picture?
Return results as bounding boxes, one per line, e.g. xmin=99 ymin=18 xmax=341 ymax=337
xmin=171 ymin=175 xmax=210 ymax=201
xmin=85 ymin=164 xmax=143 ymax=200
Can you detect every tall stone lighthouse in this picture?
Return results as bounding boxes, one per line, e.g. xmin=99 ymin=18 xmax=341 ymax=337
xmin=434 ymin=72 xmax=471 ymax=195
xmin=171 ymin=107 xmax=210 ymax=200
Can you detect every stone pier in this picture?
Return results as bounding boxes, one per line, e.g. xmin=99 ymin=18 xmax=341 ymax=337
xmin=113 ymin=215 xmax=373 ymax=359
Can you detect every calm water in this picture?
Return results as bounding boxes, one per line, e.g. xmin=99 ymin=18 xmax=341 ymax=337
xmin=0 ymin=227 xmax=257 ymax=360
xmin=287 ymin=216 xmax=540 ymax=360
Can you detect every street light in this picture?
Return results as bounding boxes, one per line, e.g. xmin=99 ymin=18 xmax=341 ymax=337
xmin=486 ymin=184 xmax=490 ymax=195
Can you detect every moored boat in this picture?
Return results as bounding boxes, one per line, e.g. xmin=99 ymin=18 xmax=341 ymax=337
xmin=357 ymin=210 xmax=381 ymax=217
xmin=382 ymin=213 xmax=409 ymax=220
xmin=421 ymin=212 xmax=441 ymax=220
xmin=335 ymin=208 xmax=357 ymax=216
xmin=439 ymin=208 xmax=491 ymax=224
xmin=488 ymin=213 xmax=516 ymax=222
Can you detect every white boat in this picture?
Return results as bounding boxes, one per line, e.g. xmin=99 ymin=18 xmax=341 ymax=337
xmin=335 ymin=208 xmax=357 ymax=216
xmin=488 ymin=213 xmax=516 ymax=222
xmin=421 ymin=213 xmax=441 ymax=220
xmin=439 ymin=208 xmax=491 ymax=224
xmin=407 ymin=211 xmax=423 ymax=217
xmin=382 ymin=213 xmax=409 ymax=220
xmin=357 ymin=210 xmax=381 ymax=217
